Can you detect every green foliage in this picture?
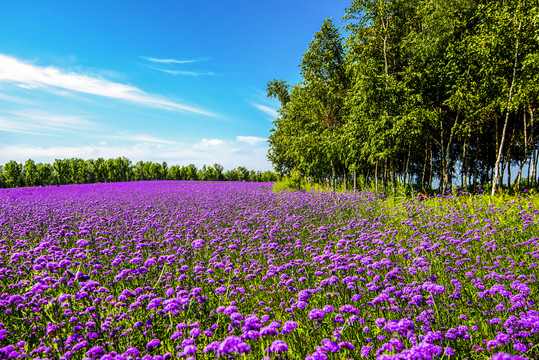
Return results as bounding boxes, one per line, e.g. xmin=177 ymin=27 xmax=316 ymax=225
xmin=3 ymin=160 xmax=22 ymax=187
xmin=0 ymin=159 xmax=279 ymax=188
xmin=267 ymin=0 xmax=539 ymax=195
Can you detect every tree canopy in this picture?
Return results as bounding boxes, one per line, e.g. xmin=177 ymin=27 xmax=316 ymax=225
xmin=267 ymin=0 xmax=539 ymax=193
xmin=0 ymin=158 xmax=278 ymax=188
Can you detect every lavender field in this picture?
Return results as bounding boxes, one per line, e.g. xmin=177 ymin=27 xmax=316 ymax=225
xmin=0 ymin=182 xmax=538 ymax=360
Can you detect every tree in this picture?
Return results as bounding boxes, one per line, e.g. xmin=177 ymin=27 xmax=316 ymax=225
xmin=36 ymin=163 xmax=53 ymax=185
xmin=267 ymin=19 xmax=349 ymax=191
xmin=4 ymin=161 xmax=22 ymax=187
xmin=185 ymin=164 xmax=198 ymax=180
xmin=24 ymin=159 xmax=37 ymax=187
xmin=213 ymin=163 xmax=224 ymax=181
xmin=53 ymin=159 xmax=70 ymax=185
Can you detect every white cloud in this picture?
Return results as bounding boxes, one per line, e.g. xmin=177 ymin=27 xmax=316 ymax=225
xmin=0 ymin=112 xmax=99 ymax=135
xmin=0 ymin=136 xmax=272 ymax=170
xmin=143 ymin=57 xmax=199 ymax=64
xmin=0 ymin=143 xmax=155 ymax=162
xmin=0 ymin=92 xmax=34 ymax=105
xmin=198 ymin=138 xmax=225 ymax=147
xmin=107 ymin=133 xmax=182 ymax=146
xmin=12 ymin=111 xmax=98 ymax=129
xmin=0 ymin=54 xmax=215 ymax=116
xmin=152 ymin=68 xmax=214 ymax=76
xmin=0 ymin=117 xmax=49 ymax=135
xmin=236 ymin=136 xmax=266 ymax=145
xmin=252 ymin=103 xmax=279 ymax=119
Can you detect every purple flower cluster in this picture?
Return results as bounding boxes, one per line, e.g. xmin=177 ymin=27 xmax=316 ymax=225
xmin=0 ymin=181 xmax=537 ymax=358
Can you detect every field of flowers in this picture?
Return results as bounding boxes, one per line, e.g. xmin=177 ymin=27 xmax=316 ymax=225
xmin=0 ymin=181 xmax=538 ymax=360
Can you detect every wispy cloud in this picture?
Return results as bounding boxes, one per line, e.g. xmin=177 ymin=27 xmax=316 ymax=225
xmin=0 ymin=92 xmax=35 ymax=105
xmin=0 ymin=117 xmax=50 ymax=135
xmin=252 ymin=103 xmax=279 ymax=119
xmin=151 ymin=68 xmax=214 ymax=76
xmin=142 ymin=56 xmax=214 ymax=76
xmin=0 ymin=54 xmax=216 ymax=116
xmin=237 ymin=136 xmax=266 ymax=145
xmin=106 ymin=133 xmax=182 ymax=146
xmin=142 ymin=57 xmax=203 ymax=64
xmin=0 ymin=111 xmax=99 ymax=136
xmin=12 ymin=111 xmax=98 ymax=129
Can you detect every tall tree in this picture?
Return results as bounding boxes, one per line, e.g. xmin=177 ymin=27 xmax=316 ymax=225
xmin=4 ymin=161 xmax=22 ymax=187
xmin=24 ymin=159 xmax=37 ymax=187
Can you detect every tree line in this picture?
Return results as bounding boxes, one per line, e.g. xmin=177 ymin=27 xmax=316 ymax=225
xmin=0 ymin=158 xmax=279 ymax=188
xmin=267 ymin=0 xmax=539 ymax=195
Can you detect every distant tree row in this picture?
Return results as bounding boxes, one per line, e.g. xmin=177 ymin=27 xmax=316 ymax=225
xmin=267 ymin=0 xmax=539 ymax=194
xmin=0 ymin=158 xmax=279 ymax=188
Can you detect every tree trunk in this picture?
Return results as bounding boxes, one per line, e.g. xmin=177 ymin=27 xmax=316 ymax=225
xmin=517 ymin=109 xmax=528 ymax=190
xmin=421 ymin=143 xmax=428 ymax=188
xmin=429 ymin=146 xmax=433 ymax=190
xmin=507 ymin=158 xmax=511 ymax=189
xmin=404 ymin=142 xmax=411 ymax=190
xmin=500 ymin=160 xmax=506 ymax=188
xmin=532 ymin=150 xmax=539 ymax=184
xmin=474 ymin=136 xmax=479 ymax=192
xmin=444 ymin=113 xmax=459 ymax=192
xmin=492 ymin=19 xmax=522 ymax=196
xmin=529 ymin=107 xmax=536 ymax=185
xmin=383 ymin=159 xmax=387 ymax=193
xmin=390 ymin=160 xmax=396 ymax=195
xmin=375 ymin=160 xmax=378 ymax=192
xmin=462 ymin=140 xmax=467 ymax=188
xmin=330 ymin=160 xmax=336 ymax=193
xmin=440 ymin=115 xmax=445 ymax=192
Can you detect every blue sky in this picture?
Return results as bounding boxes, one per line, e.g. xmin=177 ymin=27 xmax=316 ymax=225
xmin=0 ymin=0 xmax=350 ymax=171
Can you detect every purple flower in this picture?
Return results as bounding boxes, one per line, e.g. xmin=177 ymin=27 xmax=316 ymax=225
xmin=492 ymin=353 xmax=528 ymax=360
xmin=296 ymin=301 xmax=307 ymax=309
xmin=73 ymin=341 xmax=89 ymax=352
xmin=309 ymin=309 xmax=325 ymax=321
xmin=334 ymin=314 xmax=345 ymax=323
xmin=321 ymin=339 xmax=339 ymax=353
xmin=191 ymin=239 xmax=205 ymax=249
xmin=203 ymin=341 xmax=220 ymax=354
xmin=339 ymin=341 xmax=354 ymax=350
xmin=339 ymin=304 xmax=359 ymax=315
xmin=260 ymin=326 xmax=278 ymax=336
xmin=146 ymin=297 xmax=163 ymax=310
xmin=85 ymin=346 xmax=105 ymax=359
xmin=282 ymin=321 xmax=298 ymax=334
xmin=224 ymin=305 xmax=237 ymax=315
xmin=125 ymin=347 xmax=140 ymax=357
xmin=184 ymin=345 xmax=197 ymax=354
xmin=243 ymin=314 xmax=262 ymax=331
xmin=322 ymin=305 xmax=334 ymax=313
xmin=265 ymin=340 xmax=289 ymax=354
xmin=298 ymin=290 xmax=310 ymax=302
xmin=230 ymin=312 xmax=243 ymax=321
xmin=360 ymin=346 xmax=371 ymax=358
xmin=216 ymin=336 xmax=251 ymax=356
xmin=146 ymin=339 xmax=161 ymax=351
xmin=76 ymin=239 xmax=89 ymax=247
xmin=189 ymin=328 xmax=201 ymax=338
